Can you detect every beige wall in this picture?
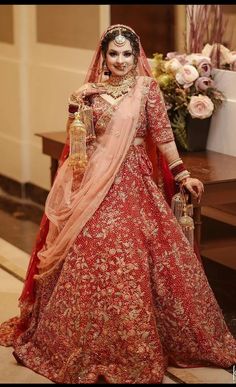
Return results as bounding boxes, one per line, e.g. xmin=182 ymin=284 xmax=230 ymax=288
xmin=36 ymin=5 xmax=100 ymax=49
xmin=222 ymin=5 xmax=236 ymax=49
xmin=174 ymin=5 xmax=186 ymax=52
xmin=0 ymin=5 xmax=235 ymax=191
xmin=0 ymin=5 xmax=110 ymax=190
xmin=0 ymin=5 xmax=14 ymax=44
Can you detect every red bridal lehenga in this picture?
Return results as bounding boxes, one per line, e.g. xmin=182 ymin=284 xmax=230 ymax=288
xmin=1 ymin=21 xmax=236 ymax=382
xmin=0 ymin=76 xmax=235 ymax=384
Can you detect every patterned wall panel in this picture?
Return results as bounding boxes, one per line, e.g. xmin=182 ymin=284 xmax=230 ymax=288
xmin=36 ymin=5 xmax=100 ymax=50
xmin=0 ymin=5 xmax=14 ymax=44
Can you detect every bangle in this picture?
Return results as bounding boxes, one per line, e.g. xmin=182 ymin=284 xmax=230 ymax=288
xmin=168 ymin=158 xmax=190 ymax=183
xmin=175 ymin=170 xmax=191 ymax=183
xmin=68 ymin=103 xmax=79 ymax=114
xmin=168 ymin=158 xmax=182 ymax=169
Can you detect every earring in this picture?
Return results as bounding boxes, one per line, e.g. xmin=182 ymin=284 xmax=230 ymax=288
xmin=132 ymin=63 xmax=138 ymax=76
xmin=103 ymin=61 xmax=110 ymax=76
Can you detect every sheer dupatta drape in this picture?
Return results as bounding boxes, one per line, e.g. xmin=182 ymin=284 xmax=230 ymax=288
xmin=36 ymin=77 xmax=145 ymax=275
xmin=19 ymin=25 xmax=175 ymax=306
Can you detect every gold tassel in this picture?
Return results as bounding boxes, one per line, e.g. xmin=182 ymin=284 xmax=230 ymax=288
xmin=171 ymin=189 xmax=195 ymax=246
xmin=171 ymin=192 xmax=184 ymax=221
xmin=179 ymin=202 xmax=195 ymax=247
xmin=68 ymin=111 xmax=88 ymax=173
xmin=80 ymin=105 xmax=96 ymax=143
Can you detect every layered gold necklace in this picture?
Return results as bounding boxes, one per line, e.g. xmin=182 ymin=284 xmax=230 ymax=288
xmin=104 ymin=70 xmax=137 ymax=99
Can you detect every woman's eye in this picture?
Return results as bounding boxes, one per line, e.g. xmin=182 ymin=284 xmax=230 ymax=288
xmin=108 ymin=52 xmax=117 ymax=57
xmin=124 ymin=52 xmax=132 ymax=57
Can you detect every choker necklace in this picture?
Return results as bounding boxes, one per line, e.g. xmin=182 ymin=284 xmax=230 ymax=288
xmin=104 ymin=70 xmax=137 ymax=99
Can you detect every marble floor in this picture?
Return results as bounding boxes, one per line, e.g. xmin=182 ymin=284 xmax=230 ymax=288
xmin=0 ymin=204 xmax=235 ymax=384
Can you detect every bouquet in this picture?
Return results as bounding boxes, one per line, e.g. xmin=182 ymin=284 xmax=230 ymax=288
xmin=152 ymin=52 xmax=225 ymax=150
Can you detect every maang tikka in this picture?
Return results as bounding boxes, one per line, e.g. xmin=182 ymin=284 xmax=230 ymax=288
xmin=114 ymin=28 xmax=126 ymax=47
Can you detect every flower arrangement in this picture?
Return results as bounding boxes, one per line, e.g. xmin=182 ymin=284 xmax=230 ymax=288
xmin=185 ymin=5 xmax=236 ymax=71
xmin=202 ymin=43 xmax=236 ymax=71
xmin=152 ymin=52 xmax=225 ymax=150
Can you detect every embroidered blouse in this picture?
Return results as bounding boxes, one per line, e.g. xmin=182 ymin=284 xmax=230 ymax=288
xmin=68 ymin=77 xmax=174 ymax=146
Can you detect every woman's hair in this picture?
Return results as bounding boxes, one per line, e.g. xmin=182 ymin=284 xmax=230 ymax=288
xmin=101 ymin=26 xmax=140 ymax=64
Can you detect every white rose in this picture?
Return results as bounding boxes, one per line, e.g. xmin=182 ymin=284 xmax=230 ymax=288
xmin=176 ymin=64 xmax=199 ymax=87
xmin=188 ymin=95 xmax=214 ymax=119
xmin=201 ymin=44 xmax=214 ymax=58
xmin=218 ymin=44 xmax=232 ymax=65
xmin=225 ymin=51 xmax=236 ymax=64
xmin=186 ymin=53 xmax=211 ymax=66
xmin=165 ymin=58 xmax=183 ymax=73
xmin=202 ymin=43 xmax=231 ymax=66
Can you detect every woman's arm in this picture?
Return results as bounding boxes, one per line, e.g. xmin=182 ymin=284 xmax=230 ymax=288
xmin=67 ymin=83 xmax=106 ymax=135
xmin=146 ymin=78 xmax=204 ymax=202
xmin=157 ymin=140 xmax=204 ymax=203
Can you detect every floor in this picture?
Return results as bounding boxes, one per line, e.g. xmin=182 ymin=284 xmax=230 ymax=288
xmin=0 ymin=195 xmax=235 ymax=384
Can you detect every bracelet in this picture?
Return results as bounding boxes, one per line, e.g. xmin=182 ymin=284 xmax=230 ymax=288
xmin=175 ymin=170 xmax=191 ymax=183
xmin=168 ymin=158 xmax=190 ymax=183
xmin=69 ymin=93 xmax=84 ymax=105
xmin=68 ymin=103 xmax=79 ymax=114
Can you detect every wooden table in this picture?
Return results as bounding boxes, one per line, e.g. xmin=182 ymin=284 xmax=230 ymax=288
xmin=37 ymin=131 xmax=236 ymax=248
xmin=36 ymin=132 xmax=67 ymax=186
xmin=181 ymin=151 xmax=236 ymax=246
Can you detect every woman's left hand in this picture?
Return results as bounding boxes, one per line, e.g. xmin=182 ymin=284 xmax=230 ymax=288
xmin=181 ymin=177 xmax=204 ymax=204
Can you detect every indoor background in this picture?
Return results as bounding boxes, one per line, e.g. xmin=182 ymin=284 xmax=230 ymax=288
xmin=1 ymin=4 xmax=236 ymax=193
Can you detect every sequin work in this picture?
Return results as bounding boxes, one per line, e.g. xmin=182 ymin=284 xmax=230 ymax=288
xmin=1 ymin=77 xmax=235 ymax=384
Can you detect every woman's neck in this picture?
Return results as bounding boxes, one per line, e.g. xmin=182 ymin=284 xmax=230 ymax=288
xmin=103 ymin=69 xmax=137 ymax=99
xmin=108 ymin=69 xmax=137 ymax=86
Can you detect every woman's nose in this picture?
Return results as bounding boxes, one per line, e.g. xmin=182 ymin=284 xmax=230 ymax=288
xmin=116 ymin=54 xmax=124 ymax=63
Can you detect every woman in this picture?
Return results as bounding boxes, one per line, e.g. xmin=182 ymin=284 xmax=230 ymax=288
xmin=0 ymin=24 xmax=235 ymax=384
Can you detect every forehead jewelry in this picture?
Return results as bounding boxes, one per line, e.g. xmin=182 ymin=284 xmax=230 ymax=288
xmin=114 ymin=28 xmax=126 ymax=47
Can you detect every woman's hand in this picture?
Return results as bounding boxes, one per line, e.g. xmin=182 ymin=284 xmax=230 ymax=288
xmin=73 ymin=82 xmax=106 ymax=100
xmin=181 ymin=177 xmax=204 ymax=204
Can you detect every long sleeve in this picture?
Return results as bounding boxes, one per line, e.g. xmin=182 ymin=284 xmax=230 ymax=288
xmin=146 ymin=78 xmax=174 ymax=144
xmin=145 ymin=78 xmax=190 ymax=184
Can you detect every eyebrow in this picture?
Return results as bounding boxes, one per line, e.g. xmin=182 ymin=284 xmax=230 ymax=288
xmin=108 ymin=49 xmax=132 ymax=53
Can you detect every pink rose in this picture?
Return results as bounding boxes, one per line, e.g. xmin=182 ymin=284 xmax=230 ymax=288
xmin=166 ymin=52 xmax=187 ymax=64
xmin=197 ymin=60 xmax=212 ymax=77
xmin=188 ymin=95 xmax=214 ymax=119
xmin=195 ymin=77 xmax=215 ymax=91
xmin=176 ymin=64 xmax=199 ymax=88
xmin=166 ymin=51 xmax=179 ymax=60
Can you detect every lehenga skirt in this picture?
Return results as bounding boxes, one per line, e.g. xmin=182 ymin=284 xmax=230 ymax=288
xmin=2 ymin=144 xmax=236 ymax=383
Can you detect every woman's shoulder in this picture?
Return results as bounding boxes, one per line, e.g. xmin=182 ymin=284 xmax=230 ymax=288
xmin=137 ymin=75 xmax=157 ymax=86
xmin=136 ymin=76 xmax=158 ymax=94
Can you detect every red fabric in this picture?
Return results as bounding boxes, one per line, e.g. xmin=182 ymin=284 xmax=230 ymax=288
xmin=13 ymin=24 xmax=200 ymax=341
xmin=68 ymin=104 xmax=79 ymax=114
xmin=4 ymin=144 xmax=235 ymax=383
xmin=19 ymin=215 xmax=49 ymax=303
xmin=19 ymin=142 xmax=70 ymax=306
xmin=159 ymin=153 xmax=176 ymax=206
xmin=170 ymin=163 xmax=186 ymax=178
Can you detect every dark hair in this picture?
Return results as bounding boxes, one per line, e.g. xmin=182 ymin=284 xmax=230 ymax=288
xmin=101 ymin=29 xmax=140 ymax=64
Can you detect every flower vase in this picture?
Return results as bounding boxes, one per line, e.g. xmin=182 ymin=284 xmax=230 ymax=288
xmin=185 ymin=116 xmax=211 ymax=152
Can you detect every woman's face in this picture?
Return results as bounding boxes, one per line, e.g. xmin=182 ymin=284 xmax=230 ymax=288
xmin=106 ymin=39 xmax=135 ymax=77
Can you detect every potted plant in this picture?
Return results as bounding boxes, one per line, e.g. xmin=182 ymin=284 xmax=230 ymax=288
xmin=152 ymin=52 xmax=225 ymax=151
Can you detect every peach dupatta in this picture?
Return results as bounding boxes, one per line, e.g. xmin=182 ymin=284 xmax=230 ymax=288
xmin=36 ymin=77 xmax=145 ymax=276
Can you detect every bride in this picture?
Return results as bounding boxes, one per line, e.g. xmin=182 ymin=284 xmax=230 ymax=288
xmin=0 ymin=24 xmax=235 ymax=384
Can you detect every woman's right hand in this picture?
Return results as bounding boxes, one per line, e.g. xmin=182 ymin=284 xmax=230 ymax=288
xmin=73 ymin=82 xmax=106 ymax=101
